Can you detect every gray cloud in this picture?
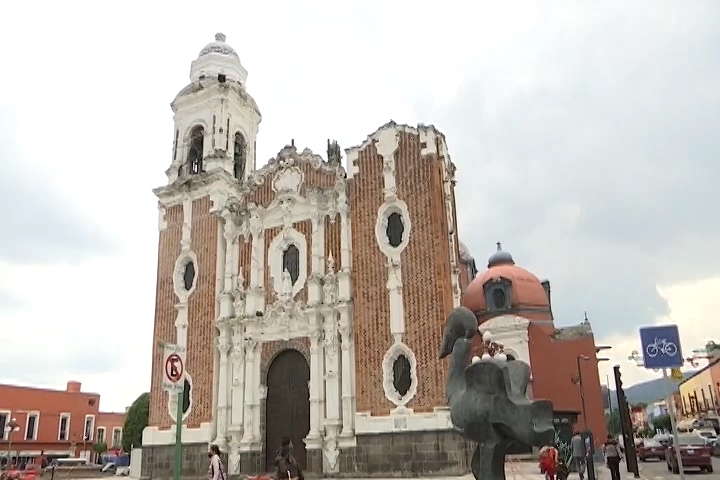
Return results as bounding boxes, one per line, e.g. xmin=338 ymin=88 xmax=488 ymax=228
xmin=417 ymin=4 xmax=720 ymax=339
xmin=0 ymin=108 xmax=117 ymax=265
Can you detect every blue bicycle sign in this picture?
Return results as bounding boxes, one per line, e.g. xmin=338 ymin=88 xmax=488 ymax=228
xmin=645 ymin=337 xmax=678 ymax=358
xmin=639 ymin=325 xmax=683 ymax=369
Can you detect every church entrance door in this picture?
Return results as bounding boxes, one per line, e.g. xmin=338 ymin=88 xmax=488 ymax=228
xmin=265 ymin=349 xmax=310 ymax=472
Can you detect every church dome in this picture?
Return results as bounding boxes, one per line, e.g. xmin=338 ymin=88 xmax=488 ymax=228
xmin=461 ymin=243 xmax=549 ymax=313
xmin=190 ymin=33 xmax=248 ymax=85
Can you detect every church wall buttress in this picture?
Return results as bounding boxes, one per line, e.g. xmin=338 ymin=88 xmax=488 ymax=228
xmin=187 ymin=197 xmax=219 ymax=428
xmin=149 ymin=205 xmax=183 ymax=430
xmin=349 ymin=146 xmax=391 ymax=416
xmin=395 ymin=132 xmax=453 ymax=413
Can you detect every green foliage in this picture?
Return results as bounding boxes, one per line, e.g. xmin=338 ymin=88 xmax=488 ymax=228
xmin=122 ymin=392 xmax=149 ymax=453
xmin=653 ymin=414 xmax=672 ymax=433
xmin=93 ymin=441 xmax=108 ymax=455
xmin=606 ymin=409 xmax=622 ymax=436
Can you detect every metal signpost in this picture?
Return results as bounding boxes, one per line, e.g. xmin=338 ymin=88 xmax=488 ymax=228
xmin=162 ymin=343 xmax=186 ymax=480
xmin=639 ymin=325 xmax=685 ymax=480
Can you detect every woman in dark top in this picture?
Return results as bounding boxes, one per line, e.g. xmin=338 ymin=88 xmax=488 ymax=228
xmin=603 ymin=434 xmax=622 ymax=480
xmin=274 ymin=437 xmax=303 ymax=480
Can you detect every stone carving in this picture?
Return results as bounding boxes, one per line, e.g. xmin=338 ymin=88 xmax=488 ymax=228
xmin=323 ymin=255 xmax=338 ymax=305
xmin=273 ymin=166 xmax=303 ymax=195
xmin=280 ymin=270 xmax=293 ymax=301
xmin=439 ymin=306 xmax=555 ymax=480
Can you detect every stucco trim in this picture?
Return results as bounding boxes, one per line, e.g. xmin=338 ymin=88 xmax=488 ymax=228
xmin=375 ymin=200 xmax=412 ymax=259
xmin=381 ymin=342 xmax=418 ymax=408
xmin=173 ymin=251 xmax=199 ymax=301
xmin=168 ymin=373 xmax=194 ymax=423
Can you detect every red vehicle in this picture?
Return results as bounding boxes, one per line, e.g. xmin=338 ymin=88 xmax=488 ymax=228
xmin=638 ymin=438 xmax=666 ymax=461
xmin=666 ymin=433 xmax=714 ymax=474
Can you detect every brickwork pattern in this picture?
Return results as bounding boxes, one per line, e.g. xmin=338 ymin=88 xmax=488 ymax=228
xmin=187 ymin=196 xmax=219 ymax=427
xmin=350 ymin=131 xmax=457 ymax=415
xmin=246 ymin=162 xmax=337 ymax=208
xmin=149 ymin=205 xmax=183 ymax=429
xmin=238 ymin=238 xmax=252 ymax=289
xmin=324 ymin=216 xmax=341 ymax=269
xmin=349 ymin=142 xmax=391 ymax=415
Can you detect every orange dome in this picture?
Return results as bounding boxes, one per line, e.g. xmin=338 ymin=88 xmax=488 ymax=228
xmin=461 ymin=243 xmax=550 ymax=314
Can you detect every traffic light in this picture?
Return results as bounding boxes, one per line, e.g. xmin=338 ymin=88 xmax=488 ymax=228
xmin=613 ymin=365 xmax=640 ymax=478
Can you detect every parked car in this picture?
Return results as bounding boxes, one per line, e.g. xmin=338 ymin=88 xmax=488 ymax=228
xmin=638 ymin=438 xmax=666 ymax=461
xmin=709 ymin=439 xmax=720 ymax=457
xmin=666 ymin=433 xmax=714 ymax=474
xmin=697 ymin=429 xmax=718 ymax=445
xmin=654 ymin=433 xmax=671 ymax=447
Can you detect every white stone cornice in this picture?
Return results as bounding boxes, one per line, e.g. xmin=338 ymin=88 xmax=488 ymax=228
xmin=153 ymin=171 xmax=239 ymax=209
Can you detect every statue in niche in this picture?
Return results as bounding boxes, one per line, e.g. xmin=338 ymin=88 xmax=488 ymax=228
xmin=439 ymin=306 xmax=555 ymax=480
xmin=327 ymin=139 xmax=342 ymax=165
xmin=279 ymin=270 xmax=293 ymax=301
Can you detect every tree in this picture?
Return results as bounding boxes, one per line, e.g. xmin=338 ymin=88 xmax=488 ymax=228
xmin=606 ymin=409 xmax=622 ymax=436
xmin=122 ymin=392 xmax=149 ymax=453
xmin=93 ymin=441 xmax=108 ymax=463
xmin=653 ymin=414 xmax=672 ymax=433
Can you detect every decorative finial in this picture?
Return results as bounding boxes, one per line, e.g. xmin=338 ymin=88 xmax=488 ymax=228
xmin=496 ymin=242 xmax=502 ymax=251
xmin=584 ymin=311 xmax=589 ymax=323
xmin=215 ymin=33 xmax=226 ymax=42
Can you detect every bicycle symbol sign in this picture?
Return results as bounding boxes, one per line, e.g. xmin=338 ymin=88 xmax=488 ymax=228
xmin=639 ymin=325 xmax=683 ymax=369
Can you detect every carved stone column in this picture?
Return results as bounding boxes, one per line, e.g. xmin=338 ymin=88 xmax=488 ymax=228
xmin=229 ymin=324 xmax=245 ymax=428
xmin=220 ymin=211 xmax=238 ymax=318
xmin=323 ymin=312 xmax=341 ymax=454
xmin=338 ymin=305 xmax=354 ymax=438
xmin=213 ymin=323 xmax=232 ymax=447
xmin=240 ymin=336 xmax=258 ymax=448
xmin=307 ymin=323 xmax=323 ymax=446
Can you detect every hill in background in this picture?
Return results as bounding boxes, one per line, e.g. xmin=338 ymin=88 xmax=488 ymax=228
xmin=602 ymin=371 xmax=695 ymax=408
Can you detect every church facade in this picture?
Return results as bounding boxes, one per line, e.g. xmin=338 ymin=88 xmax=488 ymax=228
xmin=141 ymin=34 xmax=477 ymax=478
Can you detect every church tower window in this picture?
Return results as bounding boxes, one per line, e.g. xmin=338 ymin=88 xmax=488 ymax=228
xmin=234 ymin=132 xmax=246 ymax=180
xmin=187 ymin=126 xmax=205 ymax=175
xmin=392 ymin=354 xmax=412 ymax=397
xmin=182 ymin=379 xmax=192 ymax=414
xmin=282 ymin=245 xmax=300 ymax=285
xmin=386 ymin=212 xmax=404 ymax=248
xmin=491 ymin=287 xmax=507 ymax=310
xmin=183 ymin=261 xmax=196 ymax=291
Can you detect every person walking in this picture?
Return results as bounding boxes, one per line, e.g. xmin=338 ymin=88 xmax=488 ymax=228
xmin=571 ymin=431 xmax=586 ymax=480
xmin=539 ymin=444 xmax=559 ymax=480
xmin=603 ymin=434 xmax=622 ymax=480
xmin=208 ymin=445 xmax=226 ymax=480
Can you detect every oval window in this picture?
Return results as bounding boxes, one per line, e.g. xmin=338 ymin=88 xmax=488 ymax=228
xmin=182 ymin=379 xmax=192 ymax=414
xmin=386 ymin=212 xmax=405 ymax=248
xmin=392 ymin=354 xmax=412 ymax=397
xmin=491 ymin=288 xmax=507 ymax=309
xmin=183 ymin=261 xmax=196 ymax=291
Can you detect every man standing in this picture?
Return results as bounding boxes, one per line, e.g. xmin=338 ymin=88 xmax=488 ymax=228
xmin=571 ymin=431 xmax=586 ymax=480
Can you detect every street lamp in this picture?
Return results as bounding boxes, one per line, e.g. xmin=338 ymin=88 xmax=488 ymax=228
xmin=575 ymin=355 xmax=591 ymax=430
xmin=4 ymin=417 xmax=20 ymax=468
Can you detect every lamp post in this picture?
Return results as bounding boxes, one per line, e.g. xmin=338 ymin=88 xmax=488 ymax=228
xmin=4 ymin=417 xmax=20 ymax=468
xmin=575 ymin=355 xmax=590 ymax=430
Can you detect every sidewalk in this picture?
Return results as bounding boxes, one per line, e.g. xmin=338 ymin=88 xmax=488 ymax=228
xmin=503 ymin=460 xmax=648 ymax=480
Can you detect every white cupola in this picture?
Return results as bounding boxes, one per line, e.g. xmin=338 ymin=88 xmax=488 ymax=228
xmin=190 ymin=33 xmax=248 ymax=86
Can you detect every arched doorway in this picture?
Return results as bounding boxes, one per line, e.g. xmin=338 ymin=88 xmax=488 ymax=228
xmin=265 ymin=349 xmax=310 ymax=471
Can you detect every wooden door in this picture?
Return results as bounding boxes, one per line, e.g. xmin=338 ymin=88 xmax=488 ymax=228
xmin=265 ymin=349 xmax=310 ymax=471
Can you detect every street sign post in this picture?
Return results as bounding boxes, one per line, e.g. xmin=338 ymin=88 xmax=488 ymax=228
xmin=162 ymin=343 xmax=186 ymax=480
xmin=639 ymin=325 xmax=685 ymax=480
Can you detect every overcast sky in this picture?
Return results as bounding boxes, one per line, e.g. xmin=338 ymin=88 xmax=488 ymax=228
xmin=0 ymin=1 xmax=718 ymax=411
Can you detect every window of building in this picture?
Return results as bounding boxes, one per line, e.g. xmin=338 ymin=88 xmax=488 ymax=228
xmin=84 ymin=415 xmax=95 ymax=442
xmin=234 ymin=132 xmax=246 ymax=180
xmin=392 ymin=354 xmax=412 ymax=397
xmin=97 ymin=427 xmax=106 ymax=445
xmin=183 ymin=261 xmax=196 ymax=291
xmin=0 ymin=411 xmax=8 ymax=440
xmin=385 ymin=212 xmax=404 ymax=248
xmin=25 ymin=413 xmax=39 ymax=441
xmin=282 ymin=245 xmax=300 ymax=285
xmin=59 ymin=414 xmax=70 ymax=441
xmin=187 ymin=126 xmax=205 ymax=175
xmin=182 ymin=379 xmax=192 ymax=415
xmin=111 ymin=428 xmax=122 ymax=448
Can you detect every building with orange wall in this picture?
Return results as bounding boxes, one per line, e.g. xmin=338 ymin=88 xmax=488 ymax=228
xmin=0 ymin=381 xmax=125 ymax=466
xmin=460 ymin=244 xmax=608 ymax=450
xmin=96 ymin=411 xmax=126 ymax=454
xmin=678 ymin=358 xmax=720 ymax=419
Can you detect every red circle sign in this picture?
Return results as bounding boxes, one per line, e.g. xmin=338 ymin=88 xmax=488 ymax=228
xmin=165 ymin=353 xmax=184 ymax=383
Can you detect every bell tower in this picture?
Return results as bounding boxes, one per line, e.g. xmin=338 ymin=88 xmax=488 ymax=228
xmin=165 ymin=32 xmax=261 ymax=185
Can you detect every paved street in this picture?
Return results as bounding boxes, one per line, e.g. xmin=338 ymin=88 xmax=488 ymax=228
xmin=637 ymin=457 xmax=720 ymax=480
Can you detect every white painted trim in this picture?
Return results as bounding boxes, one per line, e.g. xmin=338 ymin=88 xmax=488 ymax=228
xmin=173 ymin=251 xmax=199 ymax=301
xmin=0 ymin=410 xmax=10 ymax=440
xmin=168 ymin=372 xmax=193 ymax=422
xmin=268 ymin=227 xmax=308 ymax=298
xmin=96 ymin=426 xmax=106 ymax=445
xmin=381 ymin=342 xmax=418 ymax=408
xmin=354 ymin=407 xmax=453 ymax=434
xmin=83 ymin=414 xmax=95 ymax=442
xmin=58 ymin=413 xmax=71 ymax=441
xmin=111 ymin=427 xmax=123 ymax=448
xmin=375 ymin=200 xmax=412 ymax=259
xmin=142 ymin=422 xmax=213 ymax=446
xmin=24 ymin=411 xmax=40 ymax=441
